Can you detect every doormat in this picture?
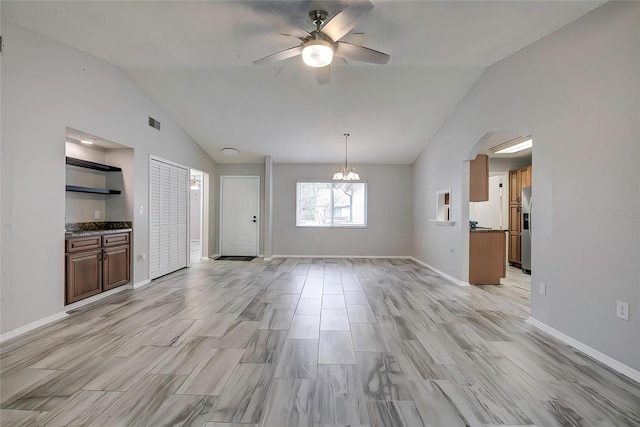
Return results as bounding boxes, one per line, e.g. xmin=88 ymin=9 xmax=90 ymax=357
xmin=215 ymin=256 xmax=256 ymax=261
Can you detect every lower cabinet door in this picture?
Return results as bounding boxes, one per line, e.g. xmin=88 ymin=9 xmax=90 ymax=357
xmin=509 ymin=233 xmax=521 ymax=265
xmin=103 ymin=245 xmax=130 ymax=291
xmin=66 ymin=250 xmax=102 ymax=304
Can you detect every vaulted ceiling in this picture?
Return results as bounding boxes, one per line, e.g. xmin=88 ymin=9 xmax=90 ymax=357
xmin=2 ymin=1 xmax=605 ymax=164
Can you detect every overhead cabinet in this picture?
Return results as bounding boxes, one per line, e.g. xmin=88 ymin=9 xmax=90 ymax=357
xmin=470 ymin=154 xmax=489 ymax=202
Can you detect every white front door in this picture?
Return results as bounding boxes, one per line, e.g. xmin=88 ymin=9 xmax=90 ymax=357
xmin=221 ymin=176 xmax=259 ymax=256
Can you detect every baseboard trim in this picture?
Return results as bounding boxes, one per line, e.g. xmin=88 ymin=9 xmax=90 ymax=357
xmin=133 ymin=279 xmax=152 ymax=289
xmin=0 ymin=311 xmax=69 ymax=343
xmin=527 ymin=317 xmax=640 ymax=383
xmin=271 ymin=255 xmax=412 ymax=259
xmin=409 ymin=257 xmax=471 ymax=287
xmin=63 ymin=286 xmax=131 ymax=311
xmin=1 ymin=282 xmax=141 ymax=343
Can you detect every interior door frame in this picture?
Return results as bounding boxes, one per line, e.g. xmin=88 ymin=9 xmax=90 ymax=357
xmin=219 ymin=175 xmax=260 ymax=257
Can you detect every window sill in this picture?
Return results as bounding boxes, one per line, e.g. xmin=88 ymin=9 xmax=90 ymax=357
xmin=296 ymin=225 xmax=368 ymax=229
xmin=429 ymin=220 xmax=455 ymax=226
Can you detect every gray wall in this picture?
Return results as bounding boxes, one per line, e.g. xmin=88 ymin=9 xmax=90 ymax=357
xmin=1 ymin=22 xmax=218 ymax=334
xmin=413 ymin=2 xmax=639 ymax=370
xmin=273 ymin=164 xmax=413 ymax=257
xmin=489 ymin=157 xmax=532 ymax=174
xmin=105 ymin=148 xmax=134 ymax=222
xmin=65 ymin=142 xmax=108 ymax=223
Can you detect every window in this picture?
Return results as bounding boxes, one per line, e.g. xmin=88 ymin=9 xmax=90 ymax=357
xmin=296 ymin=181 xmax=367 ymax=227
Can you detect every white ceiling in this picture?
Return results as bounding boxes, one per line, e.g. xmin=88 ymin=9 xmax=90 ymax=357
xmin=3 ymin=1 xmax=605 ymax=164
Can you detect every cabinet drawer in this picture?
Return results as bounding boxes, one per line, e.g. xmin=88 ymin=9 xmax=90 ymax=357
xmin=66 ymin=236 xmax=101 ymax=253
xmin=102 ymin=233 xmax=130 ymax=247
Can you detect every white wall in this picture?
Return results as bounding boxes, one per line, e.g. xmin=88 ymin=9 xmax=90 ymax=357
xmin=273 ymin=164 xmax=413 ymax=257
xmin=413 ymin=2 xmax=639 ymax=370
xmin=470 ymin=176 xmax=505 ymax=229
xmin=1 ymin=22 xmax=218 ymax=334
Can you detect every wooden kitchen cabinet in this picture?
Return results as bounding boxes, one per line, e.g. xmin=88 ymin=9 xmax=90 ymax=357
xmin=65 ymin=232 xmax=131 ymax=304
xmin=521 ymin=166 xmax=532 ymax=188
xmin=509 ymin=170 xmax=521 ymax=204
xmin=470 ymin=154 xmax=489 ymax=202
xmin=66 ymin=249 xmax=103 ymax=304
xmin=103 ymin=245 xmax=130 ymax=291
xmin=469 ymin=231 xmax=507 ymax=285
xmin=509 ymin=205 xmax=521 ymax=233
xmin=509 ymin=233 xmax=521 ymax=265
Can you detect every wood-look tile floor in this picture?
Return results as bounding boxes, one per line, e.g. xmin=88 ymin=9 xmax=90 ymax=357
xmin=2 ymin=259 xmax=639 ymax=426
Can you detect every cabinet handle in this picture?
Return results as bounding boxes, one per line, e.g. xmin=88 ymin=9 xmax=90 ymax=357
xmin=71 ymin=243 xmax=75 ymax=248
xmin=103 ymin=251 xmax=108 ymax=259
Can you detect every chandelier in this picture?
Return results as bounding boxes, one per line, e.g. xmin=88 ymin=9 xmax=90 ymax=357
xmin=332 ymin=133 xmax=360 ymax=180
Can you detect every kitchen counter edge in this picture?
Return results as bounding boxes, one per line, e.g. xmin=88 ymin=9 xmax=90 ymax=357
xmin=65 ymin=228 xmax=132 ymax=239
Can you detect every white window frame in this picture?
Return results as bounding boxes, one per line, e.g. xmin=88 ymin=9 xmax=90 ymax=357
xmin=296 ymin=180 xmax=368 ymax=228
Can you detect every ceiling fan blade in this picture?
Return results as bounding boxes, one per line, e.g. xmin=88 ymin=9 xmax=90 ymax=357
xmin=321 ymin=0 xmax=374 ymax=42
xmin=252 ymin=6 xmax=312 ymax=41
xmin=253 ymin=45 xmax=303 ymax=65
xmin=314 ymin=65 xmax=330 ymax=85
xmin=335 ymin=41 xmax=390 ymax=64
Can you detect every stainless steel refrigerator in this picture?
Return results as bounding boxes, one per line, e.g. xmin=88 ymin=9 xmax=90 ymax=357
xmin=521 ymin=186 xmax=532 ymax=273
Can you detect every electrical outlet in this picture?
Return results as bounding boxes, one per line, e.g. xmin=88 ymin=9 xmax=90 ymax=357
xmin=539 ymin=282 xmax=547 ymax=296
xmin=616 ymin=301 xmax=629 ymax=321
xmin=137 ymin=253 xmax=146 ymax=261
xmin=94 ymin=210 xmax=100 ymax=220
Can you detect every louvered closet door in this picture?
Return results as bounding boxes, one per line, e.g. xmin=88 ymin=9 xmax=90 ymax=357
xmin=150 ymin=158 xmax=188 ymax=279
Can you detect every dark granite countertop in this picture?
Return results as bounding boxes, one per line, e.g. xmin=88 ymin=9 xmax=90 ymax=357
xmin=65 ymin=221 xmax=132 ymax=239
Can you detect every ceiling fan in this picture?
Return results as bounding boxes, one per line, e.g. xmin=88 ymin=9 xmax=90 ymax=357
xmin=253 ymin=1 xmax=390 ymax=85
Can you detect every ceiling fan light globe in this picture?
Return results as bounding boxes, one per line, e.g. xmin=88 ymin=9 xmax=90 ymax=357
xmin=302 ymin=40 xmax=334 ymax=67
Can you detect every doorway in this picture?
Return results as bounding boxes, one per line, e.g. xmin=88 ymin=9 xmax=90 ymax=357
xmin=189 ymin=169 xmax=203 ymax=263
xmin=220 ymin=176 xmax=260 ymax=256
xmin=466 ymin=130 xmax=533 ymax=292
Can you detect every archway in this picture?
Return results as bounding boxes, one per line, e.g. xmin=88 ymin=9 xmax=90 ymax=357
xmin=462 ymin=129 xmax=533 ymax=291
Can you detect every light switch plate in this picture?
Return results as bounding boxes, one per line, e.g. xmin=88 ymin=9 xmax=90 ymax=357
xmin=94 ymin=210 xmax=100 ymax=220
xmin=139 ymin=206 xmax=144 ymax=215
xmin=539 ymin=282 xmax=547 ymax=296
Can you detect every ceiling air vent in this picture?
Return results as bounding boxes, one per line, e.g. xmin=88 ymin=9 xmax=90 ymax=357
xmin=148 ymin=116 xmax=161 ymax=130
